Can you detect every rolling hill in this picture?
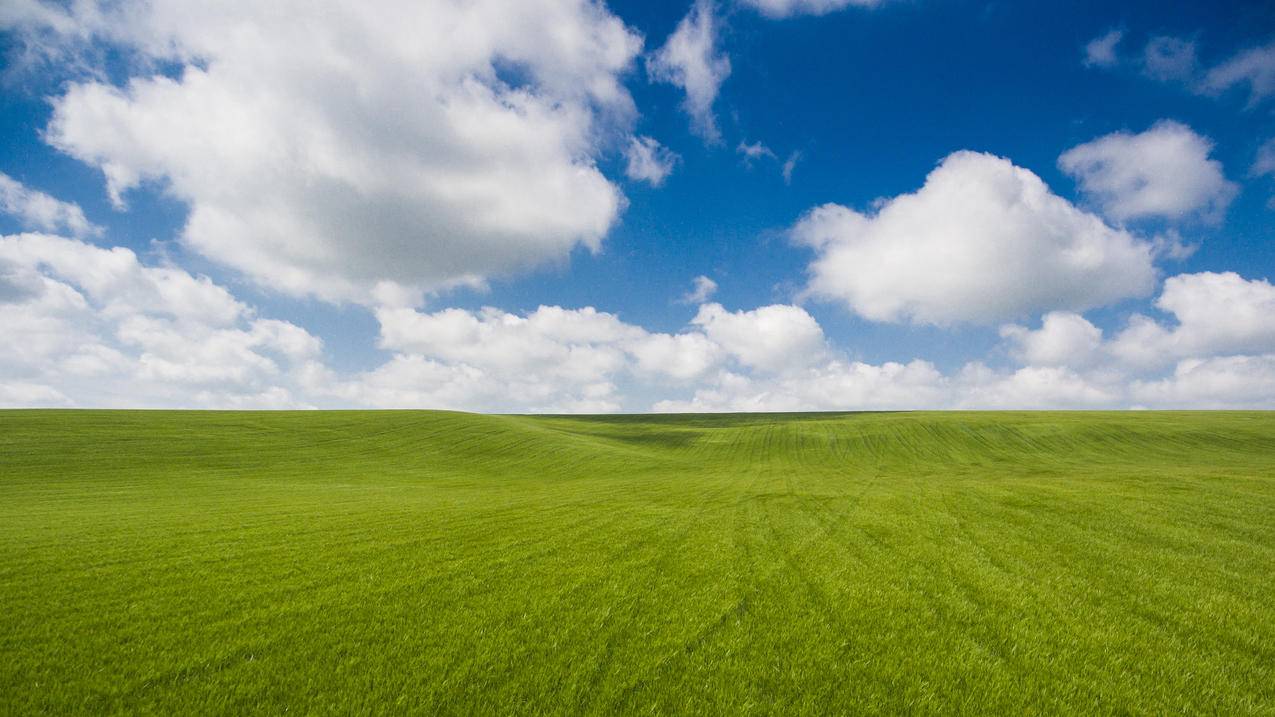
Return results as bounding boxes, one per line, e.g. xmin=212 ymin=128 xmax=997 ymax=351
xmin=2 ymin=410 xmax=1273 ymax=714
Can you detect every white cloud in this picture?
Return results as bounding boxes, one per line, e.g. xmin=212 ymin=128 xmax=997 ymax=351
xmin=1201 ymin=41 xmax=1275 ymax=107
xmin=624 ymin=135 xmax=679 ymax=187
xmin=347 ymin=300 xmax=829 ymax=411
xmin=737 ymin=140 xmax=799 ymax=182
xmin=0 ymin=172 xmax=99 ymax=237
xmin=326 ymin=355 xmax=627 ymax=414
xmin=1134 ymin=37 xmax=1275 ymax=109
xmin=1255 ymin=137 xmax=1275 ymax=209
xmin=0 ymin=0 xmax=77 ymax=32
xmin=1150 ymin=229 xmax=1198 ymax=261
xmin=357 ymin=303 xmax=729 ymax=410
xmin=0 ymin=0 xmax=89 ymax=72
xmin=294 ymin=275 xmax=1275 ymax=412
xmin=654 ymin=359 xmax=944 ymax=412
xmin=1131 ymin=355 xmax=1275 ymax=409
xmin=19 ymin=0 xmax=644 ymax=305
xmin=0 ymin=233 xmax=245 ymax=326
xmin=0 ymin=381 xmax=74 ymax=408
xmin=1253 ymin=137 xmax=1275 ymax=177
xmin=1154 ymin=272 xmax=1275 ymax=354
xmin=996 ymin=271 xmax=1275 ymax=375
xmin=652 ymin=355 xmax=1124 ymax=412
xmin=691 ymin=302 xmax=827 ymax=372
xmin=990 ymin=271 xmax=1275 ymax=409
xmin=0 ymin=232 xmax=322 ymax=408
xmin=682 ymin=275 xmax=718 ymax=303
xmin=738 ymin=0 xmax=880 ymax=19
xmin=375 ymin=305 xmax=638 ymax=385
xmin=6 ymin=234 xmax=1275 ymax=411
xmin=647 ymin=0 xmax=731 ymax=143
xmin=737 ymin=140 xmax=776 ymax=162
xmin=655 ymin=344 xmax=1275 ymax=412
xmin=781 ymin=151 xmax=802 ymax=184
xmin=793 ymin=150 xmax=1156 ymax=326
xmin=1142 ymin=36 xmax=1197 ymax=83
xmin=1109 ymin=272 xmax=1275 ymax=369
xmin=1058 ymin=120 xmax=1236 ymax=224
xmin=1083 ymin=29 xmax=1123 ymax=69
xmin=999 ymin=311 xmax=1103 ymax=368
xmin=348 ymin=305 xmax=637 ymax=413
xmin=628 ymin=332 xmax=722 ymax=382
xmin=953 ymin=363 xmax=1119 ymax=409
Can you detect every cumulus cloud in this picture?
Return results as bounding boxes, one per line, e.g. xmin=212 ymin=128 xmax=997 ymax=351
xmin=648 ymin=0 xmax=731 ymax=143
xmin=376 ymin=305 xmax=638 ymax=380
xmin=652 ymin=357 xmax=1121 ymax=412
xmin=792 ymin=151 xmax=1156 ymax=326
xmin=361 ymin=305 xmax=642 ymax=412
xmin=691 ymin=302 xmax=826 ymax=372
xmin=334 ymin=301 xmax=828 ymax=411
xmin=990 ymin=271 xmax=1275 ymax=409
xmin=738 ymin=0 xmax=881 ymax=19
xmin=326 ymin=354 xmax=631 ymax=414
xmin=1059 ymin=120 xmax=1236 ymax=224
xmin=681 ymin=275 xmax=718 ymax=303
xmin=0 ymin=0 xmax=76 ymax=33
xmin=624 ymin=136 xmax=680 ymax=187
xmin=653 ymin=338 xmax=1275 ymax=412
xmin=0 ymin=232 xmax=734 ymax=412
xmin=288 ymin=274 xmax=1275 ymax=412
xmin=0 ymin=172 xmax=99 ymax=237
xmin=367 ymin=297 xmax=1258 ymax=413
xmin=0 ymin=381 xmax=73 ymax=408
xmin=997 ymin=272 xmax=1275 ymax=374
xmin=953 ymin=363 xmax=1120 ymax=410
xmin=14 ymin=0 xmax=644 ymax=305
xmin=654 ymin=359 xmax=945 ymax=412
xmin=1149 ymin=229 xmax=1198 ymax=261
xmin=1083 ymin=29 xmax=1123 ymax=68
xmin=0 ymin=232 xmax=322 ymax=408
xmin=999 ymin=311 xmax=1103 ymax=368
xmin=1131 ymin=355 xmax=1275 ymax=409
xmin=7 ymin=232 xmax=1275 ymax=411
xmin=1108 ymin=272 xmax=1275 ymax=369
xmin=628 ymin=332 xmax=723 ymax=382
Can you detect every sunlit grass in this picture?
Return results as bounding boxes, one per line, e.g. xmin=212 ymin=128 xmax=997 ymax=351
xmin=2 ymin=410 xmax=1273 ymax=714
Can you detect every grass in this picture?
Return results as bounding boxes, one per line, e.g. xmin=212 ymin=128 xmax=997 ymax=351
xmin=1 ymin=409 xmax=1274 ymax=715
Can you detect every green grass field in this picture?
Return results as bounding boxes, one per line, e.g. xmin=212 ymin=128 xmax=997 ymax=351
xmin=2 ymin=410 xmax=1274 ymax=714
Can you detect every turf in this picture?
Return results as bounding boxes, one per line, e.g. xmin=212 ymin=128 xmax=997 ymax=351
xmin=1 ymin=410 xmax=1274 ymax=714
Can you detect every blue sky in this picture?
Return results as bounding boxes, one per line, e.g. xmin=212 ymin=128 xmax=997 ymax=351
xmin=1 ymin=0 xmax=1273 ymax=411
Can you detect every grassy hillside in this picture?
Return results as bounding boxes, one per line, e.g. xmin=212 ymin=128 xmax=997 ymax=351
xmin=2 ymin=410 xmax=1273 ymax=714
